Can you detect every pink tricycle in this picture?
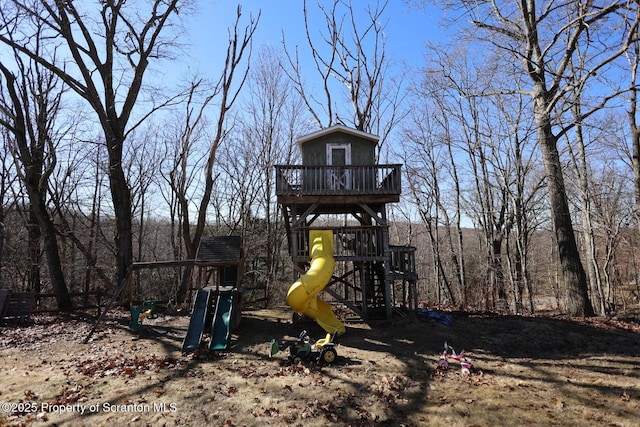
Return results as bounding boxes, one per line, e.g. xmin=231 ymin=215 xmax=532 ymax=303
xmin=437 ymin=341 xmax=474 ymax=375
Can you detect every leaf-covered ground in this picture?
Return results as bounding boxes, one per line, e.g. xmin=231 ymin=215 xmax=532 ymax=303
xmin=1 ymin=307 xmax=639 ymax=426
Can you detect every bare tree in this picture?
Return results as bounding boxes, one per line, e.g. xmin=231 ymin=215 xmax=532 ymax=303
xmin=500 ymin=96 xmax=546 ymax=315
xmin=564 ymin=98 xmax=607 ymax=315
xmin=625 ymin=25 xmax=640 ymax=237
xmin=401 ymin=121 xmax=458 ymax=307
xmin=0 ymin=0 xmax=185 ymax=288
xmin=284 ymin=0 xmax=404 ymax=153
xmin=48 ymin=136 xmax=116 ymax=293
xmin=428 ymin=0 xmax=640 ymax=315
xmin=0 ymin=47 xmax=72 ymax=308
xmin=230 ymin=45 xmax=308 ymax=304
xmin=166 ymin=7 xmax=259 ymax=305
xmin=418 ymin=47 xmax=515 ymax=312
xmin=403 ymin=38 xmax=548 ymax=313
xmin=0 ymin=128 xmax=19 ymax=287
xmin=590 ymin=162 xmax=634 ymax=313
xmin=127 ymin=127 xmax=164 ymax=301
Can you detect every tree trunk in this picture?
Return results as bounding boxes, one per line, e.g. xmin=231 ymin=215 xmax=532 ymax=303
xmin=448 ymin=146 xmax=466 ymax=307
xmin=32 ymin=197 xmax=72 ymax=309
xmin=26 ymin=208 xmax=41 ymax=296
xmin=20 ymin=154 xmax=73 ymax=311
xmin=106 ymin=127 xmax=134 ymax=292
xmin=578 ymin=169 xmax=606 ymax=316
xmin=535 ymin=99 xmax=594 ymax=316
xmin=491 ymin=237 xmax=508 ymax=312
xmin=572 ymin=120 xmax=606 ymax=314
xmin=632 ymin=116 xmax=640 ymax=238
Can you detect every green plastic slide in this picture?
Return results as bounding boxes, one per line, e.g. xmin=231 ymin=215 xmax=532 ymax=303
xmin=209 ymin=289 xmax=235 ymax=351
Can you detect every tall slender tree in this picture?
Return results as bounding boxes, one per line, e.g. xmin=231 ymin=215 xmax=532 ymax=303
xmin=0 ymin=54 xmax=72 ymax=309
xmin=0 ymin=0 xmax=184 ymax=288
xmin=169 ymin=7 xmax=259 ymax=305
xmin=626 ymin=25 xmax=640 ymax=237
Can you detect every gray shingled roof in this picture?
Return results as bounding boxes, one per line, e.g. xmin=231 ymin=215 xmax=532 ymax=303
xmin=195 ymin=236 xmax=243 ymax=265
xmin=296 ymin=124 xmax=379 ymax=145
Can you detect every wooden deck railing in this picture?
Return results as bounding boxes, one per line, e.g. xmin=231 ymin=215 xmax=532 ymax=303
xmin=289 ymin=227 xmax=417 ymax=273
xmin=389 ymin=245 xmax=418 ymax=279
xmin=275 ymin=164 xmax=401 ymax=196
xmin=290 ymin=226 xmax=388 ymax=261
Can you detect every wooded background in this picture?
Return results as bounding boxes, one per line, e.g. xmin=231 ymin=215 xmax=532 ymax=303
xmin=1 ymin=0 xmax=639 ymax=318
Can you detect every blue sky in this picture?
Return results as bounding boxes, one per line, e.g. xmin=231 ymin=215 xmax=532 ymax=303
xmin=179 ymin=1 xmax=448 ymax=81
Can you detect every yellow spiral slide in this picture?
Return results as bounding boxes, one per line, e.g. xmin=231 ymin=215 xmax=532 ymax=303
xmin=286 ymin=230 xmax=346 ymax=336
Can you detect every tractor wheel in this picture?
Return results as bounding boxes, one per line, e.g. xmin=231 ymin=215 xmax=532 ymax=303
xmin=320 ymin=348 xmax=337 ymax=364
xmin=292 ymin=356 xmax=304 ymax=365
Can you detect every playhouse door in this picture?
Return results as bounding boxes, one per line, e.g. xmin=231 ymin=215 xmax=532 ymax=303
xmin=327 ymin=143 xmax=351 ymax=190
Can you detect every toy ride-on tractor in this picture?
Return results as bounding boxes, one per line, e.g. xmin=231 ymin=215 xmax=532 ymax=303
xmin=269 ymin=330 xmax=338 ymax=364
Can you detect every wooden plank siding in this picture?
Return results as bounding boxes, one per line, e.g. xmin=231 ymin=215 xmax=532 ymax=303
xmin=1 ymin=291 xmax=35 ymax=322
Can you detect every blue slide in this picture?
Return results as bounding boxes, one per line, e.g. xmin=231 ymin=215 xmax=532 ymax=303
xmin=208 ymin=289 xmax=236 ymax=351
xmin=182 ymin=289 xmax=212 ymax=352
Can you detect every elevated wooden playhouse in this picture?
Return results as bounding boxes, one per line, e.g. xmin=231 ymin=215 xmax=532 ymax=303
xmin=275 ymin=124 xmax=418 ymax=320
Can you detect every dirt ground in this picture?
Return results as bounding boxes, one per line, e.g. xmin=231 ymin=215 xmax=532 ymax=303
xmin=1 ymin=306 xmax=639 ymax=427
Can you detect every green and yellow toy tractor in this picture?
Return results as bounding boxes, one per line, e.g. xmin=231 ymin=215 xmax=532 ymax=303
xmin=269 ymin=330 xmax=337 ymax=365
